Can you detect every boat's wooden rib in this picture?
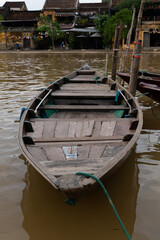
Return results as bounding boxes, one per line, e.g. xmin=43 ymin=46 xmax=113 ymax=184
xmin=19 ymin=64 xmax=143 ymax=200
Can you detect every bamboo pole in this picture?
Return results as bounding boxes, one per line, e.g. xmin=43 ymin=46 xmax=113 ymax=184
xmin=123 ymin=8 xmax=136 ymax=71
xmin=129 ymin=0 xmax=146 ymax=96
xmin=111 ymin=22 xmax=123 ymax=81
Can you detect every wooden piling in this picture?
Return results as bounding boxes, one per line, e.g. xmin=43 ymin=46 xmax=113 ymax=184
xmin=128 ymin=0 xmax=146 ymax=96
xmin=105 ymin=54 xmax=108 ymax=77
xmin=111 ymin=22 xmax=123 ymax=81
xmin=123 ymin=8 xmax=136 ymax=72
xmin=128 ymin=40 xmax=142 ymax=96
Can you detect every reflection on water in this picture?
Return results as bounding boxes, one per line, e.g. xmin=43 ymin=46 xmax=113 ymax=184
xmin=21 ymin=150 xmax=139 ymax=240
xmin=0 ymin=52 xmax=160 ymax=240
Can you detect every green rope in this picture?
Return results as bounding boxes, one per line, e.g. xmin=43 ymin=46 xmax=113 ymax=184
xmin=136 ymin=92 xmax=149 ymax=98
xmin=93 ymin=76 xmax=100 ymax=84
xmin=150 ymin=97 xmax=160 ymax=119
xmin=65 ymin=198 xmax=76 ymax=206
xmin=76 ymin=172 xmax=132 ymax=240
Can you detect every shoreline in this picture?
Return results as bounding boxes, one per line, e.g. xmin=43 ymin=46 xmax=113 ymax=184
xmin=0 ymin=49 xmax=160 ymax=54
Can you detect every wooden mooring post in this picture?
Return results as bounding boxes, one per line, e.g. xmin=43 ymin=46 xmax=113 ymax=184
xmin=105 ymin=54 xmax=108 ymax=77
xmin=129 ymin=0 xmax=146 ymax=96
xmin=123 ymin=8 xmax=136 ymax=72
xmin=128 ymin=40 xmax=142 ymax=96
xmin=111 ymin=22 xmax=123 ymax=81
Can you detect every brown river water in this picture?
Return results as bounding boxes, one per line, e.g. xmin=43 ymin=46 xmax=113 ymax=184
xmin=0 ymin=52 xmax=160 ymax=240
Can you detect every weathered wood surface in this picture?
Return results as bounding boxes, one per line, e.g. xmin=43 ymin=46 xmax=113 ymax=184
xmin=51 ymin=91 xmax=116 ymax=99
xmin=61 ymin=83 xmax=109 ymax=91
xmin=19 ymin=65 xmax=143 ymax=196
xmin=40 ymin=105 xmax=130 ymax=111
xmin=34 ymin=136 xmax=124 ymax=143
xmin=28 ymin=118 xmax=134 ymax=141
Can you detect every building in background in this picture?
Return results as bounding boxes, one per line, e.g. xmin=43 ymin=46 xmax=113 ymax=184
xmin=0 ymin=2 xmax=40 ymax=49
xmin=0 ymin=0 xmax=160 ymax=50
xmin=140 ymin=0 xmax=160 ymax=49
xmin=3 ymin=1 xmax=28 ymax=11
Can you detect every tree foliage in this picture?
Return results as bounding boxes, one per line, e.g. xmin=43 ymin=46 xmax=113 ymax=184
xmin=0 ymin=14 xmax=4 ymax=33
xmin=95 ymin=9 xmax=133 ymax=46
xmin=95 ymin=13 xmax=109 ymax=33
xmin=116 ymin=0 xmax=141 ymax=11
xmin=37 ymin=15 xmax=66 ymax=49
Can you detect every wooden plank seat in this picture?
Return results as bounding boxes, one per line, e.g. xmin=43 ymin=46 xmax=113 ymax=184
xmin=76 ymin=70 xmax=96 ymax=75
xmin=30 ymin=117 xmax=136 ymax=122
xmin=33 ymin=136 xmax=124 ymax=143
xmin=51 ymin=91 xmax=116 ymax=99
xmin=61 ymin=83 xmax=110 ymax=91
xmin=68 ymin=79 xmax=102 ymax=83
xmin=39 ymin=105 xmax=130 ymax=111
xmin=68 ymin=75 xmax=103 ymax=83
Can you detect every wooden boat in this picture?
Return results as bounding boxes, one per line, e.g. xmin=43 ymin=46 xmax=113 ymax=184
xmin=117 ymin=71 xmax=160 ymax=102
xmin=19 ymin=64 xmax=143 ymax=200
xmin=139 ymin=82 xmax=160 ymax=102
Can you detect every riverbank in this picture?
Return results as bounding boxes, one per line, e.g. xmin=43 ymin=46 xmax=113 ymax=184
xmin=0 ymin=48 xmax=160 ymax=54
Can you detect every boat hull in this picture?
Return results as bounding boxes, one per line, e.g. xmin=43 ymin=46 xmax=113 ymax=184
xmin=19 ymin=65 xmax=143 ymax=199
xmin=117 ymin=71 xmax=160 ymax=102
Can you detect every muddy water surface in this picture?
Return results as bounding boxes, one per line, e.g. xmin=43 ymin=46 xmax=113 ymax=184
xmin=0 ymin=52 xmax=160 ymax=240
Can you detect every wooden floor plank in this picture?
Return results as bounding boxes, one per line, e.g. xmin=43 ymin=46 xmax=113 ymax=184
xmin=89 ymin=145 xmax=106 ymax=159
xmin=43 ymin=146 xmax=66 ymax=161
xmin=68 ymin=121 xmax=83 ymax=138
xmin=100 ymin=121 xmax=116 ymax=137
xmin=27 ymin=121 xmax=44 ymax=139
xmin=81 ymin=120 xmax=95 ymax=137
xmin=42 ymin=120 xmax=57 ymax=138
xmin=27 ymin=146 xmax=49 ymax=162
xmin=41 ymin=157 xmax=114 ymax=176
xmin=55 ymin=121 xmax=69 ymax=138
xmin=77 ymin=145 xmax=91 ymax=160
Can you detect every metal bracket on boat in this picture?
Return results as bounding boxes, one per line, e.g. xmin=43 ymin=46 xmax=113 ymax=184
xmin=63 ymin=77 xmax=70 ymax=83
xmin=111 ymin=83 xmax=116 ymax=90
xmin=19 ymin=108 xmax=36 ymax=121
xmin=28 ymin=109 xmax=36 ymax=118
xmin=123 ymin=134 xmax=133 ymax=141
xmin=101 ymin=77 xmax=107 ymax=84
xmin=130 ymin=120 xmax=139 ymax=130
xmin=34 ymin=89 xmax=52 ymax=115
xmin=23 ymin=136 xmax=34 ymax=145
xmin=54 ymin=82 xmax=61 ymax=90
xmin=24 ymin=121 xmax=34 ymax=132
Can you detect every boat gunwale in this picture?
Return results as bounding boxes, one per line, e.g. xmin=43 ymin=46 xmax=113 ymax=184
xmin=18 ymin=67 xmax=143 ymax=193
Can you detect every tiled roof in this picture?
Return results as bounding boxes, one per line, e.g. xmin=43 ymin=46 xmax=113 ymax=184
xmin=79 ymin=3 xmax=109 ymax=13
xmin=3 ymin=11 xmax=41 ymax=21
xmin=3 ymin=1 xmax=26 ymax=8
xmin=43 ymin=0 xmax=78 ymax=10
xmin=0 ymin=6 xmax=10 ymax=17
